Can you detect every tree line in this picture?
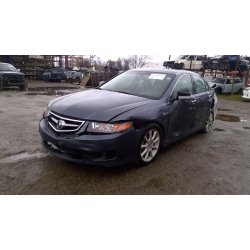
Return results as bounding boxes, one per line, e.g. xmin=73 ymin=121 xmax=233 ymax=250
xmin=76 ymin=55 xmax=152 ymax=71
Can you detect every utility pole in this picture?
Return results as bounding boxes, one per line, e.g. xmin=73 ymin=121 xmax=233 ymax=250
xmin=89 ymin=55 xmax=96 ymax=67
xmin=202 ymin=55 xmax=207 ymax=77
xmin=231 ymin=55 xmax=240 ymax=95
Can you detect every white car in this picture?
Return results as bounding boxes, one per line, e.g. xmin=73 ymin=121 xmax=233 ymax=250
xmin=163 ymin=55 xmax=205 ymax=70
xmin=242 ymin=87 xmax=250 ymax=99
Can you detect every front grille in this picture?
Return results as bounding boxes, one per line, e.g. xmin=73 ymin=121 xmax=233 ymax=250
xmin=48 ymin=111 xmax=85 ymax=133
xmin=51 ymin=74 xmax=60 ymax=79
xmin=6 ymin=75 xmax=25 ymax=83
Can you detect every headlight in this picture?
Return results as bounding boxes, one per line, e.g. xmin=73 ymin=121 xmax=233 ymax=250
xmin=87 ymin=122 xmax=132 ymax=133
xmin=44 ymin=106 xmax=50 ymax=116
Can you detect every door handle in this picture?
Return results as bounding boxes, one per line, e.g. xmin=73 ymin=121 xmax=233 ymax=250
xmin=191 ymin=99 xmax=196 ymax=103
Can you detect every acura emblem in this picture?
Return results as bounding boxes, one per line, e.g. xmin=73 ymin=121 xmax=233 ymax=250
xmin=57 ymin=120 xmax=65 ymax=129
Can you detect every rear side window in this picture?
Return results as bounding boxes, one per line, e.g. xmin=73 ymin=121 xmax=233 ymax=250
xmin=193 ymin=75 xmax=208 ymax=93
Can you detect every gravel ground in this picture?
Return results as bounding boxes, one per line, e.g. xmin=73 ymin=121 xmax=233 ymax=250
xmin=0 ymin=81 xmax=250 ymax=194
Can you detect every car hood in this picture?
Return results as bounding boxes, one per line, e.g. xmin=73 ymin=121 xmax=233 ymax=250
xmin=50 ymin=89 xmax=154 ymax=121
xmin=0 ymin=71 xmax=25 ymax=76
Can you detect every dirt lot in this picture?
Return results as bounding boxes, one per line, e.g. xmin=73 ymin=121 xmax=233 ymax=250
xmin=0 ymin=81 xmax=250 ymax=194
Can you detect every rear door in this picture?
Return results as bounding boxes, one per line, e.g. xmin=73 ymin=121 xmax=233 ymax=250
xmin=192 ymin=75 xmax=212 ymax=127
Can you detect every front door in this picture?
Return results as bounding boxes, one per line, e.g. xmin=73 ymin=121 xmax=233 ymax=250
xmin=167 ymin=74 xmax=198 ymax=139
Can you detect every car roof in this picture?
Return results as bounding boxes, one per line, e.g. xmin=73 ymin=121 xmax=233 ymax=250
xmin=129 ymin=68 xmax=198 ymax=76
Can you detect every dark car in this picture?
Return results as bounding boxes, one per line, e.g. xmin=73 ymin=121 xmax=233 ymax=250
xmin=43 ymin=68 xmax=69 ymax=82
xmin=203 ymin=55 xmax=249 ymax=72
xmin=0 ymin=62 xmax=27 ymax=91
xmin=39 ymin=68 xmax=217 ymax=167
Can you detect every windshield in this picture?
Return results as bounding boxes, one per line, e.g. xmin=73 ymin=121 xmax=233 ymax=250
xmin=100 ymin=71 xmax=175 ymax=99
xmin=0 ymin=63 xmax=18 ymax=72
xmin=212 ymin=78 xmax=226 ymax=84
xmin=176 ymin=55 xmax=189 ymax=59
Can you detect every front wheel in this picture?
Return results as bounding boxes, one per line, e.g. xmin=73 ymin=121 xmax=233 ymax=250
xmin=75 ymin=77 xmax=81 ymax=84
xmin=19 ymin=82 xmax=27 ymax=91
xmin=238 ymin=88 xmax=243 ymax=95
xmin=179 ymin=63 xmax=185 ymax=69
xmin=201 ymin=110 xmax=214 ymax=133
xmin=136 ymin=124 xmax=162 ymax=166
xmin=0 ymin=82 xmax=3 ymax=91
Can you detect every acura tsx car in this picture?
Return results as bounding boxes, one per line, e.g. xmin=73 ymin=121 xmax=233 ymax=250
xmin=39 ymin=68 xmax=217 ymax=167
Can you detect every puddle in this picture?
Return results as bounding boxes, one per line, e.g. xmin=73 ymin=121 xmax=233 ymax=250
xmin=34 ymin=87 xmax=79 ymax=91
xmin=216 ymin=114 xmax=250 ymax=123
xmin=25 ymin=87 xmax=81 ymax=96
xmin=216 ymin=114 xmax=240 ymax=122
xmin=214 ymin=128 xmax=226 ymax=131
xmin=0 ymin=152 xmax=48 ymax=164
xmin=26 ymin=91 xmax=68 ymax=96
xmin=217 ymin=108 xmax=233 ymax=111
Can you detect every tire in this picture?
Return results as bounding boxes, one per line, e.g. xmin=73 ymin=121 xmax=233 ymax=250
xmin=180 ymin=63 xmax=185 ymax=69
xmin=0 ymin=82 xmax=3 ymax=91
xmin=136 ymin=124 xmax=162 ymax=166
xmin=75 ymin=77 xmax=81 ymax=85
xmin=238 ymin=88 xmax=243 ymax=95
xmin=66 ymin=80 xmax=68 ymax=83
xmin=201 ymin=110 xmax=214 ymax=133
xmin=217 ymin=87 xmax=222 ymax=95
xmin=19 ymin=82 xmax=27 ymax=91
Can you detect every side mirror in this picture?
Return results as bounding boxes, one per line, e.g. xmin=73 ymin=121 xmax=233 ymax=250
xmin=99 ymin=81 xmax=105 ymax=87
xmin=177 ymin=91 xmax=191 ymax=100
xmin=211 ymin=84 xmax=216 ymax=88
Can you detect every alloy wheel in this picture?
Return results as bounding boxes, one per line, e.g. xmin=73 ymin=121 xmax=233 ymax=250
xmin=205 ymin=112 xmax=213 ymax=132
xmin=140 ymin=129 xmax=160 ymax=162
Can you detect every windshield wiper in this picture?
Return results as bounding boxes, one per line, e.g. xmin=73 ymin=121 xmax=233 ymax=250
xmin=112 ymin=90 xmax=135 ymax=96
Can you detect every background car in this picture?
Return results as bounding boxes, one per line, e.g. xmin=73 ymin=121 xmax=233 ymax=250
xmin=208 ymin=76 xmax=244 ymax=94
xmin=39 ymin=68 xmax=217 ymax=167
xmin=43 ymin=68 xmax=69 ymax=82
xmin=203 ymin=55 xmax=249 ymax=72
xmin=242 ymin=87 xmax=250 ymax=99
xmin=163 ymin=55 xmax=205 ymax=70
xmin=0 ymin=62 xmax=27 ymax=91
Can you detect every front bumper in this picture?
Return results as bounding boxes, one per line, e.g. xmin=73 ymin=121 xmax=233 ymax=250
xmin=2 ymin=79 xmax=26 ymax=87
xmin=242 ymin=90 xmax=250 ymax=99
xmin=39 ymin=118 xmax=141 ymax=167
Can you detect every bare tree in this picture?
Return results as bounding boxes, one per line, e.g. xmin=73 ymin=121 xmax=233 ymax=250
xmin=106 ymin=59 xmax=116 ymax=68
xmin=128 ymin=55 xmax=152 ymax=68
xmin=115 ymin=57 xmax=130 ymax=71
xmin=93 ymin=57 xmax=105 ymax=70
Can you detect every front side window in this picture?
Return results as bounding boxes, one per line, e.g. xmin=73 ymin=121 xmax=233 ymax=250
xmin=101 ymin=71 xmax=175 ymax=99
xmin=173 ymin=75 xmax=193 ymax=98
xmin=212 ymin=78 xmax=226 ymax=84
xmin=176 ymin=55 xmax=189 ymax=60
xmin=193 ymin=75 xmax=208 ymax=93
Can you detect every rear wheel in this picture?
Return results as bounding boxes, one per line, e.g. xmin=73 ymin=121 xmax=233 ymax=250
xmin=201 ymin=110 xmax=214 ymax=133
xmin=136 ymin=124 xmax=162 ymax=166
